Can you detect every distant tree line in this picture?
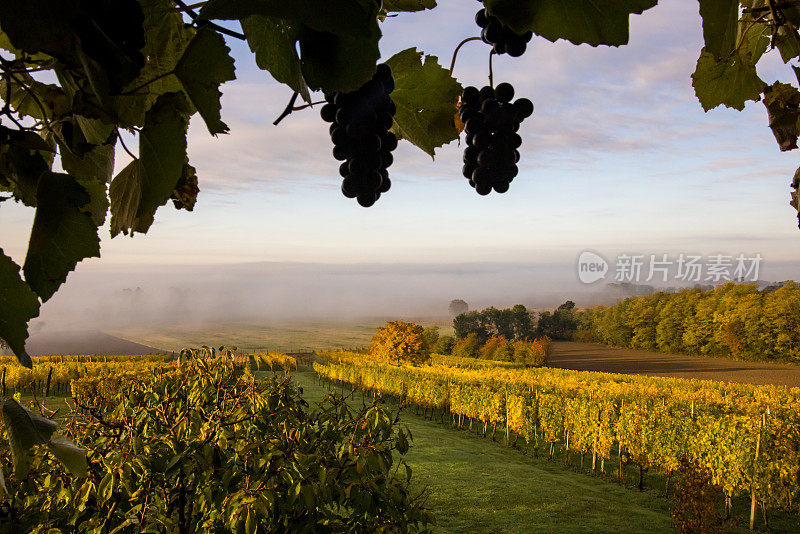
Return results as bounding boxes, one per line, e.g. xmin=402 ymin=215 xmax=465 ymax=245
xmin=451 ymin=303 xmax=578 ymax=343
xmin=575 ymin=282 xmax=800 ymax=361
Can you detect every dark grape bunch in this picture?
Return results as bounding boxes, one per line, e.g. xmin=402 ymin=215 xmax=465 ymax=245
xmin=460 ymin=82 xmax=533 ymax=195
xmin=320 ymin=64 xmax=398 ymax=207
xmin=475 ymin=8 xmax=533 ymax=57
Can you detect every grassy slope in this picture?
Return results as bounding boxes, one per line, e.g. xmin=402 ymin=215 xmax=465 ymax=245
xmin=292 ymin=370 xmax=673 ymax=534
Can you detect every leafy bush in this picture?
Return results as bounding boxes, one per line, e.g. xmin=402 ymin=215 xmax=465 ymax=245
xmin=1 ymin=357 xmax=433 ymax=533
xmin=433 ymin=335 xmax=455 ymax=355
xmin=451 ymin=333 xmax=481 ymax=359
xmin=479 ymin=336 xmax=514 ymax=361
xmin=370 ymin=321 xmax=431 ymax=365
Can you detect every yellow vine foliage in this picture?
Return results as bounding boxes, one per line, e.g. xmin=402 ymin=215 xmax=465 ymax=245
xmin=315 ymin=351 xmax=800 ymax=512
xmin=369 ymin=321 xmax=431 ymax=365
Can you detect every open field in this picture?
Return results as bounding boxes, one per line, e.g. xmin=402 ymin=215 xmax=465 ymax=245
xmin=292 ymin=369 xmax=674 ymax=534
xmin=549 ymin=341 xmax=800 ymax=388
xmin=109 ymin=319 xmax=455 ymax=354
xmin=0 ymin=330 xmax=163 ymax=357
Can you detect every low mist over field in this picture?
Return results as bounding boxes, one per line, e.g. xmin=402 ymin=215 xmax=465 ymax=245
xmin=26 ymin=260 xmax=800 ymax=336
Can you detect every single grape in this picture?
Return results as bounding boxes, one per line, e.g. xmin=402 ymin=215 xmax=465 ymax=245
xmin=494 ymin=82 xmax=514 ymax=103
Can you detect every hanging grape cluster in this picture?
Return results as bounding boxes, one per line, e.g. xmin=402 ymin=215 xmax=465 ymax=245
xmin=320 ymin=64 xmax=398 ymax=207
xmin=475 ymin=7 xmax=533 ymax=57
xmin=460 ymin=83 xmax=533 ymax=195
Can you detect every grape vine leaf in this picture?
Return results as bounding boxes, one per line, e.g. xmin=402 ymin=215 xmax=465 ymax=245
xmin=386 ymin=48 xmax=463 ymax=158
xmin=698 ymin=0 xmax=738 ymax=58
xmin=775 ymin=25 xmax=800 ymax=63
xmin=483 ymin=0 xmax=657 ymax=47
xmin=0 ymin=74 xmax=69 ymax=122
xmin=109 ymin=160 xmax=144 ymax=237
xmin=199 ymin=0 xmax=377 ymax=36
xmin=47 ymin=434 xmax=88 ymax=476
xmin=762 ymin=82 xmax=800 ymax=152
xmin=0 ymin=127 xmax=53 ymax=207
xmin=59 ymin=140 xmax=115 ymax=185
xmin=298 ymin=23 xmax=382 ymax=93
xmin=109 ymin=92 xmax=191 ymax=236
xmin=22 ymin=173 xmax=101 ymax=302
xmin=174 ymin=28 xmax=236 ymax=136
xmin=691 ymin=24 xmax=769 ymax=111
xmin=2 ymin=399 xmax=57 ymax=477
xmin=201 ymin=0 xmax=382 ymax=92
xmin=383 ymin=0 xmax=437 ymax=12
xmin=111 ymin=0 xmax=196 ymax=127
xmin=241 ymin=16 xmax=312 ymax=103
xmin=0 ymin=252 xmax=40 ymax=368
xmin=1 ymin=399 xmax=57 ymax=477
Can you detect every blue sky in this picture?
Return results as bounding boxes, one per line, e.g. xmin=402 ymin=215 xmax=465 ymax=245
xmin=2 ymin=0 xmax=799 ymax=270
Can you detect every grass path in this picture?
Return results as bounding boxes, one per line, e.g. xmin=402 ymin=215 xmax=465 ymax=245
xmin=293 ymin=370 xmax=673 ymax=534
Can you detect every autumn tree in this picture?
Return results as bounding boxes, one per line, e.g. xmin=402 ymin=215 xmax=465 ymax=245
xmin=369 ymin=321 xmax=431 ymax=365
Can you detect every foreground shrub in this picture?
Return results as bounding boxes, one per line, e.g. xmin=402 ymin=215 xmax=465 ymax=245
xmin=0 ymin=356 xmax=433 ymax=533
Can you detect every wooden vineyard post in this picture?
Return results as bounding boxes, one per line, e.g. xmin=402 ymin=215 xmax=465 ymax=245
xmin=618 ymin=398 xmax=624 ymax=482
xmin=44 ymin=366 xmax=53 ymax=398
xmin=505 ymin=390 xmax=510 ymax=445
xmin=1 ymin=367 xmax=5 ymax=397
xmin=749 ymin=413 xmax=764 ymax=530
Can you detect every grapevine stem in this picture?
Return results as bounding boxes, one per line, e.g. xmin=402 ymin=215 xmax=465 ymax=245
xmin=116 ymin=129 xmax=138 ymax=161
xmin=488 ymin=49 xmax=495 ymax=88
xmin=172 ymin=0 xmax=247 ymax=41
xmin=292 ymin=100 xmax=326 ymax=111
xmin=273 ymin=92 xmax=300 ymax=126
xmin=120 ymin=70 xmax=175 ymax=95
xmin=449 ymin=36 xmax=483 ymax=76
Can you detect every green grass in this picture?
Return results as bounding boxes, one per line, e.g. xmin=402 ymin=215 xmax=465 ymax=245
xmin=292 ymin=369 xmax=673 ymax=534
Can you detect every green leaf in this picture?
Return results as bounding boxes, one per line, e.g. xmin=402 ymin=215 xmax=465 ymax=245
xmin=109 ymin=160 xmax=143 ymax=237
xmin=762 ymin=82 xmax=800 ymax=152
xmin=174 ymin=28 xmax=236 ymax=135
xmin=202 ymin=0 xmax=382 ymax=92
xmin=383 ymin=0 xmax=437 ymax=12
xmin=23 ymin=172 xmax=101 ymax=302
xmin=59 ymin=141 xmax=115 ymax=185
xmin=200 ymin=0 xmax=377 ymax=36
xmin=774 ymin=24 xmax=800 ymax=63
xmin=1 ymin=398 xmax=58 ymax=477
xmin=75 ymin=116 xmax=115 ymax=145
xmin=698 ymin=0 xmax=738 ymax=58
xmin=691 ymin=24 xmax=769 ymax=111
xmin=47 ymin=434 xmax=88 ymax=476
xmin=298 ymin=22 xmax=382 ymax=93
xmin=111 ymin=0 xmax=196 ymax=127
xmin=0 ymin=127 xmax=52 ymax=207
xmin=386 ymin=48 xmax=462 ymax=157
xmin=80 ymin=179 xmax=111 ymax=227
xmin=0 ymin=251 xmax=40 ymax=368
xmin=483 ymin=0 xmax=658 ymax=47
xmin=109 ymin=92 xmax=190 ymax=236
xmin=241 ymin=16 xmax=311 ymax=103
xmin=0 ymin=73 xmax=69 ymax=122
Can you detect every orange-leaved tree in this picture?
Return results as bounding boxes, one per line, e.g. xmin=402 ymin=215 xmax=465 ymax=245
xmin=370 ymin=321 xmax=431 ymax=365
